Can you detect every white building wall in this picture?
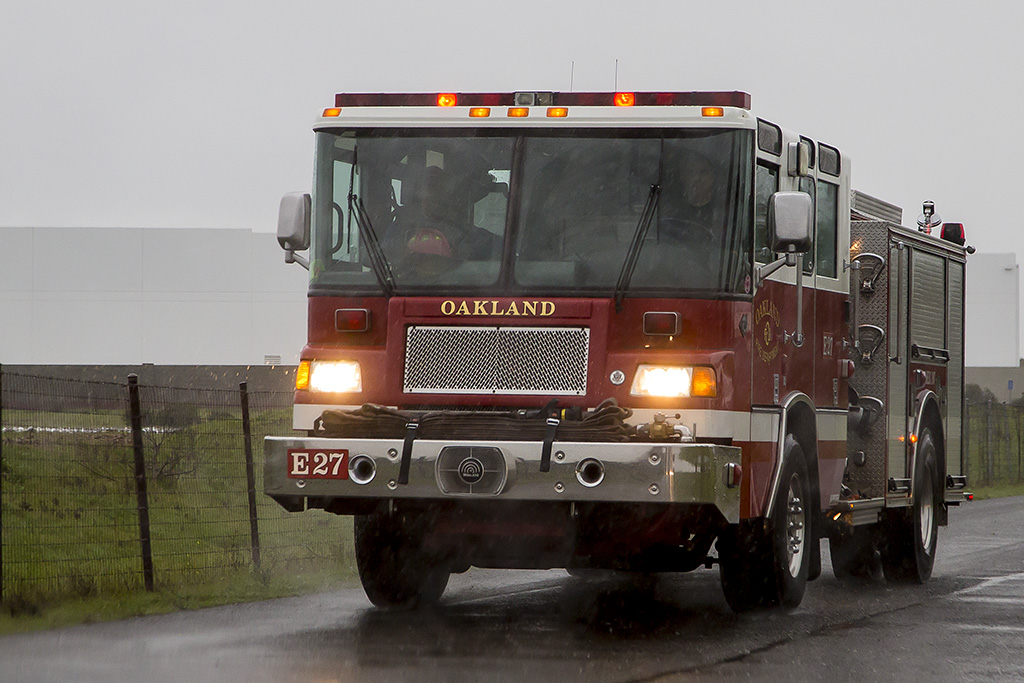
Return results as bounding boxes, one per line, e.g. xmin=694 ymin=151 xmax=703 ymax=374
xmin=0 ymin=227 xmax=308 ymax=364
xmin=965 ymin=252 xmax=1019 ymax=368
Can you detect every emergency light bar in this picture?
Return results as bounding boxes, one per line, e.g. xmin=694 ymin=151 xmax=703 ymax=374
xmin=332 ymin=91 xmax=751 ymax=109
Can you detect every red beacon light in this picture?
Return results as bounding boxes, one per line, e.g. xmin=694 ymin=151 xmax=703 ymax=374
xmin=332 ymin=91 xmax=752 ymax=110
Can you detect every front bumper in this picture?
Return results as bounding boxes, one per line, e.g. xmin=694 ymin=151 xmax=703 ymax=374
xmin=264 ymin=436 xmax=742 ymax=523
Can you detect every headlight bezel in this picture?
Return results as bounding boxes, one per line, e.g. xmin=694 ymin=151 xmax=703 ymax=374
xmin=629 ymin=364 xmax=717 ymax=398
xmin=296 ymin=359 xmax=362 ymax=393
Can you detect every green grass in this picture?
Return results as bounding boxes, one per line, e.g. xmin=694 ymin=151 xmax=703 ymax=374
xmin=1 ymin=408 xmax=358 ymax=633
xmin=3 ymin=408 xmax=128 ymax=430
xmin=965 ymin=481 xmax=1024 ymax=500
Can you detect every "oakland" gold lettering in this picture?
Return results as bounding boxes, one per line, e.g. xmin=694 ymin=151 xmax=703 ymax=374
xmin=440 ymin=300 xmax=556 ymax=317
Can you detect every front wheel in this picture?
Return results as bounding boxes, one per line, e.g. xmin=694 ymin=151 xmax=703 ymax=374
xmin=720 ymin=438 xmax=811 ymax=611
xmin=354 ymin=509 xmax=450 ymax=609
xmin=880 ymin=429 xmax=940 ymax=583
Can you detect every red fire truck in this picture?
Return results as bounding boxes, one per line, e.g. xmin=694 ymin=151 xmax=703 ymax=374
xmin=265 ymin=90 xmax=970 ymax=611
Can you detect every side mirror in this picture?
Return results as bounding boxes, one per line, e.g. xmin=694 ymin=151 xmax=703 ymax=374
xmin=278 ymin=192 xmax=311 ymax=250
xmin=761 ymin=191 xmax=814 ymax=349
xmin=278 ymin=192 xmax=311 ymax=269
xmin=787 ymin=141 xmax=812 ymax=177
xmin=768 ymin=191 xmax=813 ymax=254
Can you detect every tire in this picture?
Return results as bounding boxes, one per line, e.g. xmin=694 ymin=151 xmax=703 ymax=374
xmin=881 ymin=428 xmax=940 ymax=583
xmin=830 ymin=526 xmax=879 ymax=580
xmin=807 ymin=526 xmax=822 ymax=582
xmin=720 ymin=437 xmax=811 ymax=611
xmin=354 ymin=510 xmax=450 ymax=609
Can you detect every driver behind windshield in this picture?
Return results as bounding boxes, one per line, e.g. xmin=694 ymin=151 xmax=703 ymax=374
xmin=657 ymin=150 xmax=720 ymax=240
xmin=388 ymin=165 xmax=500 ymax=265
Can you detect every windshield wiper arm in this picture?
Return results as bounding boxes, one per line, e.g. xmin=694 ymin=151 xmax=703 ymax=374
xmin=614 ymin=184 xmax=660 ymax=313
xmin=348 ymin=192 xmax=397 ymax=298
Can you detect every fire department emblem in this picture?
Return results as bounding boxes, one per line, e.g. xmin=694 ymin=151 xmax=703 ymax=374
xmin=754 ymin=299 xmax=781 ymax=363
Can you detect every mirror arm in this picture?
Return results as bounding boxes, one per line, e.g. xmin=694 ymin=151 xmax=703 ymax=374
xmin=284 ymin=249 xmax=309 ymax=270
xmin=755 ymin=249 xmax=797 ymax=286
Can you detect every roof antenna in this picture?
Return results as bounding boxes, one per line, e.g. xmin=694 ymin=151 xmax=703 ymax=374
xmin=570 ymin=60 xmax=575 ymax=91
xmin=614 ymin=58 xmax=619 ymax=91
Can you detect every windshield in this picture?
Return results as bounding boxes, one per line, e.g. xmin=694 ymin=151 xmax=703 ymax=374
xmin=310 ymin=128 xmax=753 ymax=297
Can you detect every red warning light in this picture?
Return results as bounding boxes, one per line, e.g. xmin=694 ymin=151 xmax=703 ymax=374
xmin=643 ymin=312 xmax=680 ymax=336
xmin=614 ymin=92 xmax=635 ymax=107
xmin=335 ymin=309 xmax=369 ymax=332
xmin=437 ymin=93 xmax=458 ymax=107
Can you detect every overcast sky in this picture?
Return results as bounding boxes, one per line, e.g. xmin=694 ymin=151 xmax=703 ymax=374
xmin=2 ymin=0 xmax=1021 ymax=254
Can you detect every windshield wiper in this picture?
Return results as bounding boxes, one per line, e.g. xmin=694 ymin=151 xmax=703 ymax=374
xmin=614 ymin=184 xmax=660 ymax=313
xmin=348 ymin=191 xmax=397 ymax=298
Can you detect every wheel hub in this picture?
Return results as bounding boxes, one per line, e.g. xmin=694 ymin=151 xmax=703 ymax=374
xmin=918 ymin=470 xmax=935 ymax=554
xmin=785 ymin=476 xmax=806 ymax=577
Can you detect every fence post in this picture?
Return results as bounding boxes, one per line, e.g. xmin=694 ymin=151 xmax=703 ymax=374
xmin=240 ymin=382 xmax=261 ymax=571
xmin=128 ymin=374 xmax=155 ymax=591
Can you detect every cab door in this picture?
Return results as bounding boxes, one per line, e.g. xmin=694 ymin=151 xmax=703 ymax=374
xmin=751 ymin=122 xmax=817 ymax=407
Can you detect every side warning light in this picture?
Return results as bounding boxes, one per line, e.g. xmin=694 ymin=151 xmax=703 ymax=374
xmin=614 ymin=92 xmax=635 ymax=107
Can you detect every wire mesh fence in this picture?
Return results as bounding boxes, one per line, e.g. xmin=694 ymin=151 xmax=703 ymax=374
xmin=0 ymin=368 xmax=350 ymax=603
xmin=965 ymin=400 xmax=1024 ymax=486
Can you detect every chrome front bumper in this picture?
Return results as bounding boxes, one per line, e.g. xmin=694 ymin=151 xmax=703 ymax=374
xmin=265 ymin=436 xmax=742 ymax=523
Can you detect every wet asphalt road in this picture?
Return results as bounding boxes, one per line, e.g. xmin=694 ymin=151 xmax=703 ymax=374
xmin=1 ymin=496 xmax=1022 ymax=683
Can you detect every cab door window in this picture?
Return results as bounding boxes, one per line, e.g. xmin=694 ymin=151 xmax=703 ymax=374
xmin=816 ymin=180 xmax=838 ymax=278
xmin=799 ymin=176 xmax=816 ymax=275
xmin=754 ymin=162 xmax=778 ymax=264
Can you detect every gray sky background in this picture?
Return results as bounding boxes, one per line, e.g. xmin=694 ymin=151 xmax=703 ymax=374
xmin=1 ymin=0 xmax=1020 ymax=254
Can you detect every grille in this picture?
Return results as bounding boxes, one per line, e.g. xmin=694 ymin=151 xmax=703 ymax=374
xmin=404 ymin=326 xmax=589 ymax=395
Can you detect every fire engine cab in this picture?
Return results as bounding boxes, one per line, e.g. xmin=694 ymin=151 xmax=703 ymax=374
xmin=265 ymin=90 xmax=970 ymax=611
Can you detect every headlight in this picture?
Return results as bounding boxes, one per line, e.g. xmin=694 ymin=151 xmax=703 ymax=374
xmin=296 ymin=359 xmax=362 ymax=393
xmin=630 ymin=365 xmax=716 ymax=398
